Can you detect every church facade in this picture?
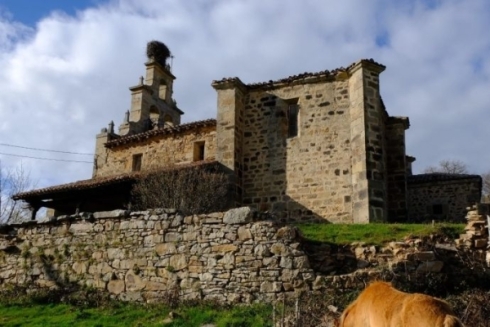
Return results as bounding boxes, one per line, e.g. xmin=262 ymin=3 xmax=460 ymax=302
xmin=13 ymin=42 xmax=481 ymax=223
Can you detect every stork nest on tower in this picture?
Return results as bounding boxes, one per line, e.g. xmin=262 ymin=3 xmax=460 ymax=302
xmin=146 ymin=40 xmax=171 ymax=66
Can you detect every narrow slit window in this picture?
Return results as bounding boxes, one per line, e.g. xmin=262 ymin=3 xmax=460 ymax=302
xmin=193 ymin=141 xmax=205 ymax=161
xmin=132 ymin=154 xmax=142 ymax=172
xmin=288 ymin=103 xmax=299 ymax=138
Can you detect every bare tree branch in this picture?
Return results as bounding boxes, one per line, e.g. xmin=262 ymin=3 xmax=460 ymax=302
xmin=0 ymin=162 xmax=37 ymax=224
xmin=131 ymin=166 xmax=232 ymax=215
xmin=482 ymin=173 xmax=490 ymax=193
xmin=423 ymin=159 xmax=469 ymax=174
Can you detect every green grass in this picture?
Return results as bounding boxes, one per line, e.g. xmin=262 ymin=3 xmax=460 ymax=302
xmin=0 ymin=302 xmax=273 ymax=327
xmin=0 ymin=223 xmax=467 ymax=326
xmin=295 ymin=223 xmax=465 ymax=246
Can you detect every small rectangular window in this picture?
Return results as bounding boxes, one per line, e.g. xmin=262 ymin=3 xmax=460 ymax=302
xmin=193 ymin=141 xmax=205 ymax=161
xmin=288 ymin=104 xmax=299 ymax=138
xmin=432 ymin=204 xmax=443 ymax=215
xmin=132 ymin=154 xmax=142 ymax=172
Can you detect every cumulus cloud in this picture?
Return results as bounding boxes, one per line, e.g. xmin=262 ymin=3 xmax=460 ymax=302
xmin=0 ymin=0 xmax=489 ymax=192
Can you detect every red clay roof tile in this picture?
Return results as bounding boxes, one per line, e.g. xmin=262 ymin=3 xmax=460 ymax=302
xmin=105 ymin=119 xmax=216 ymax=148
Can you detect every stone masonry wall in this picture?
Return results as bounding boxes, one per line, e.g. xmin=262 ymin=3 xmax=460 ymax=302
xmin=241 ymin=79 xmax=353 ymax=223
xmin=0 ymin=206 xmax=487 ymax=305
xmin=385 ymin=121 xmax=408 ymax=222
xmin=0 ymin=207 xmax=314 ymax=304
xmin=354 ymin=63 xmax=388 ymax=223
xmin=94 ymin=126 xmax=216 ymax=178
xmin=407 ymin=178 xmax=481 ymax=222
xmin=215 ymin=87 xmax=246 ymax=206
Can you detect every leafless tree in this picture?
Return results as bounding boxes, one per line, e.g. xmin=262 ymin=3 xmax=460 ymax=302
xmin=131 ymin=165 xmax=232 ymax=215
xmin=480 ymin=172 xmax=490 ymax=203
xmin=481 ymin=172 xmax=490 ymax=194
xmin=423 ymin=159 xmax=469 ymax=174
xmin=0 ymin=162 xmax=36 ymax=224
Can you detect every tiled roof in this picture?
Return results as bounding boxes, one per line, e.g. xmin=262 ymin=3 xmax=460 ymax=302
xmin=105 ymin=119 xmax=216 ymax=148
xmin=12 ymin=173 xmax=138 ymax=200
xmin=13 ymin=160 xmax=220 ymax=200
xmin=212 ymin=59 xmax=385 ymax=90
xmin=408 ymin=173 xmax=482 ymax=184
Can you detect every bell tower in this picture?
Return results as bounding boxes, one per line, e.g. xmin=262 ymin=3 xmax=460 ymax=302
xmin=118 ymin=41 xmax=184 ymax=136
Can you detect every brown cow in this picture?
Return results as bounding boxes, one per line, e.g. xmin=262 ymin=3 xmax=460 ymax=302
xmin=338 ymin=281 xmax=464 ymax=327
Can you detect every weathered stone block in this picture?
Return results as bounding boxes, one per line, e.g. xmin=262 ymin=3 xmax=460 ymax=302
xmin=270 ymin=243 xmax=291 ymax=256
xmin=275 ymin=227 xmax=296 ymax=240
xmin=107 ymin=248 xmax=125 ymax=260
xmin=237 ymin=227 xmax=252 ymax=241
xmin=171 ymin=215 xmax=183 ymax=227
xmin=260 ymin=281 xmax=273 ymax=293
xmin=180 ymin=278 xmax=201 ymax=290
xmin=281 ymin=269 xmax=299 ymax=282
xmin=201 ymin=217 xmax=222 ymax=224
xmin=416 ymin=261 xmax=444 ymax=273
xmin=474 ymin=239 xmax=487 ymax=248
xmin=165 ymin=232 xmax=182 ymax=242
xmin=183 ymin=231 xmax=198 ymax=241
xmin=120 ymin=291 xmax=143 ymax=302
xmin=406 ymin=251 xmax=435 ymax=261
xmin=93 ymin=210 xmax=127 ymax=219
xmin=199 ymin=272 xmax=213 ymax=281
xmin=69 ymin=223 xmax=93 ymax=234
xmin=223 ymin=207 xmax=254 ymax=225
xmin=280 ymin=257 xmax=293 ymax=269
xmin=125 ymin=270 xmax=145 ymax=292
xmin=107 ymin=279 xmax=125 ymax=294
xmin=211 ymin=244 xmax=238 ymax=253
xmin=169 ymin=254 xmax=187 ymax=271
xmin=72 ymin=261 xmax=88 ymax=275
xmin=293 ymin=256 xmax=310 ymax=269
xmin=145 ymin=281 xmax=166 ymax=291
xmin=254 ymin=244 xmax=271 ymax=257
xmin=155 ymin=243 xmax=177 ymax=256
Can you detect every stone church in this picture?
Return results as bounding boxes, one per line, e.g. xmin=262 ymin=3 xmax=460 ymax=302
xmin=14 ymin=42 xmax=481 ymax=223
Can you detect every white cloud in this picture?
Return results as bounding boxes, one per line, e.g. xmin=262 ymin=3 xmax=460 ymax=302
xmin=0 ymin=0 xmax=489 ymax=193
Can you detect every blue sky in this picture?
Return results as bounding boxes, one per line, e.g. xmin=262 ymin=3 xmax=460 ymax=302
xmin=0 ymin=0 xmax=489 ymax=193
xmin=0 ymin=0 xmax=99 ymax=26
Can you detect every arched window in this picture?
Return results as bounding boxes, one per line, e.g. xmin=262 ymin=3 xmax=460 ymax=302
xmin=163 ymin=114 xmax=173 ymax=127
xmin=159 ymin=79 xmax=168 ymax=100
xmin=149 ymin=106 xmax=160 ymax=129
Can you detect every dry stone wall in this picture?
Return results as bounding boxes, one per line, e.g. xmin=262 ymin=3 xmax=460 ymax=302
xmin=0 ymin=206 xmax=488 ymax=305
xmin=0 ymin=207 xmax=314 ymax=304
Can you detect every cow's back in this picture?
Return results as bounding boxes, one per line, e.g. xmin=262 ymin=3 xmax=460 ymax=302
xmin=400 ymin=294 xmax=464 ymax=327
xmin=338 ymin=282 xmax=465 ymax=327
